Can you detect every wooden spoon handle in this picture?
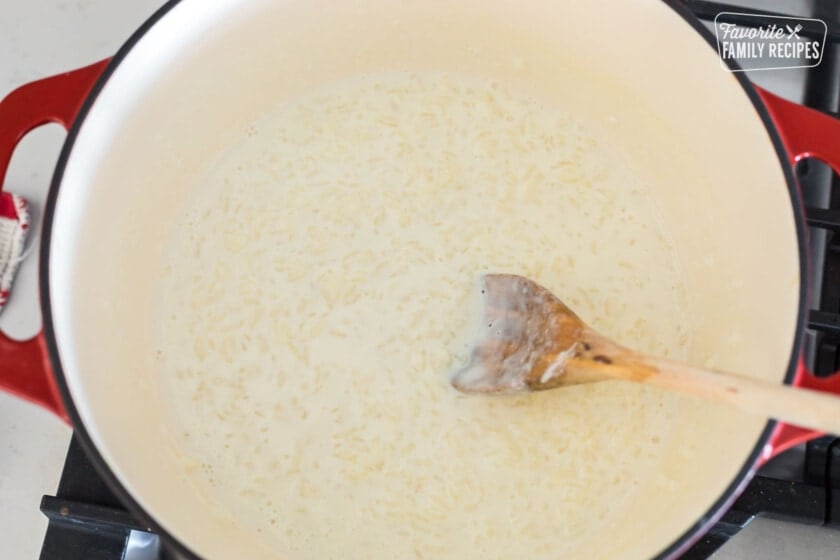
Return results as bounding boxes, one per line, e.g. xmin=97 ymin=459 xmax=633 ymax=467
xmin=567 ymin=354 xmax=840 ymax=436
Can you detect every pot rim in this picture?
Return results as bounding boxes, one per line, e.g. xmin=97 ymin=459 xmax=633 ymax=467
xmin=37 ymin=1 xmax=810 ymax=559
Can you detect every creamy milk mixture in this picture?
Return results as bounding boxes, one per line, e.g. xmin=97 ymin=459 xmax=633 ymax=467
xmin=156 ymin=73 xmax=690 ymax=560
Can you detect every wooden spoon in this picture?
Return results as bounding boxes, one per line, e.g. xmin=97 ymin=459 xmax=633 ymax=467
xmin=451 ymin=273 xmax=840 ymax=435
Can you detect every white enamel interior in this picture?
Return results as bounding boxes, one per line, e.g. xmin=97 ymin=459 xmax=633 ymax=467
xmin=48 ymin=0 xmax=801 ymax=558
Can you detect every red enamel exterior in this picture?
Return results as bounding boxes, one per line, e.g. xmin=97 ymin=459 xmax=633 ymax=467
xmin=753 ymin=86 xmax=840 ymax=462
xmin=765 ymin=357 xmax=840 ymax=460
xmin=0 ymin=59 xmax=110 ymax=422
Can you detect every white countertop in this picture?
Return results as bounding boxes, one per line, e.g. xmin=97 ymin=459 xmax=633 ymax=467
xmin=0 ymin=2 xmax=166 ymax=558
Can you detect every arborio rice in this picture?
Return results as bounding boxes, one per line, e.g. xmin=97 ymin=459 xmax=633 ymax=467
xmin=155 ymin=72 xmax=690 ymax=560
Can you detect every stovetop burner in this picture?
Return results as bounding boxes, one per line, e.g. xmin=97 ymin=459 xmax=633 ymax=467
xmin=37 ymin=1 xmax=840 ymax=559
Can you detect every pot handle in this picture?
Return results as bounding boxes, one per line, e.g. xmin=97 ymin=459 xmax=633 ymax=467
xmin=0 ymin=59 xmax=109 ymax=421
xmin=763 ymin=358 xmax=840 ymax=462
xmin=753 ymin=85 xmax=840 ymax=462
xmin=754 ymin=86 xmax=840 ymax=174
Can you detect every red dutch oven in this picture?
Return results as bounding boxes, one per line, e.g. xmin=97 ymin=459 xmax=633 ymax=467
xmin=1 ymin=1 xmax=840 ymax=559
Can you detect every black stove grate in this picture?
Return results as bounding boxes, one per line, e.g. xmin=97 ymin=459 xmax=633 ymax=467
xmin=38 ymin=2 xmax=840 ymax=559
xmin=39 ymin=437 xmax=150 ymax=560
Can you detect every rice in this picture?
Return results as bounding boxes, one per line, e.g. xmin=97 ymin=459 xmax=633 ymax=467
xmin=155 ymin=72 xmax=689 ymax=560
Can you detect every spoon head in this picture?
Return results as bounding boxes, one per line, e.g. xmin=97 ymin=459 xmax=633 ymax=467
xmin=450 ymin=274 xmax=586 ymax=395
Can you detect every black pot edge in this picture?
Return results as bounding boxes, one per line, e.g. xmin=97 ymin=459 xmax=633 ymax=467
xmin=36 ymin=1 xmax=810 ymax=559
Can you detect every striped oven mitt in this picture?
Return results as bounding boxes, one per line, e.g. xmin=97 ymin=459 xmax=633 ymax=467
xmin=0 ymin=192 xmax=30 ymax=312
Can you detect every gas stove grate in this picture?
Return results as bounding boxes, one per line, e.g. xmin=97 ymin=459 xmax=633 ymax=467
xmin=38 ymin=437 xmax=153 ymax=560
